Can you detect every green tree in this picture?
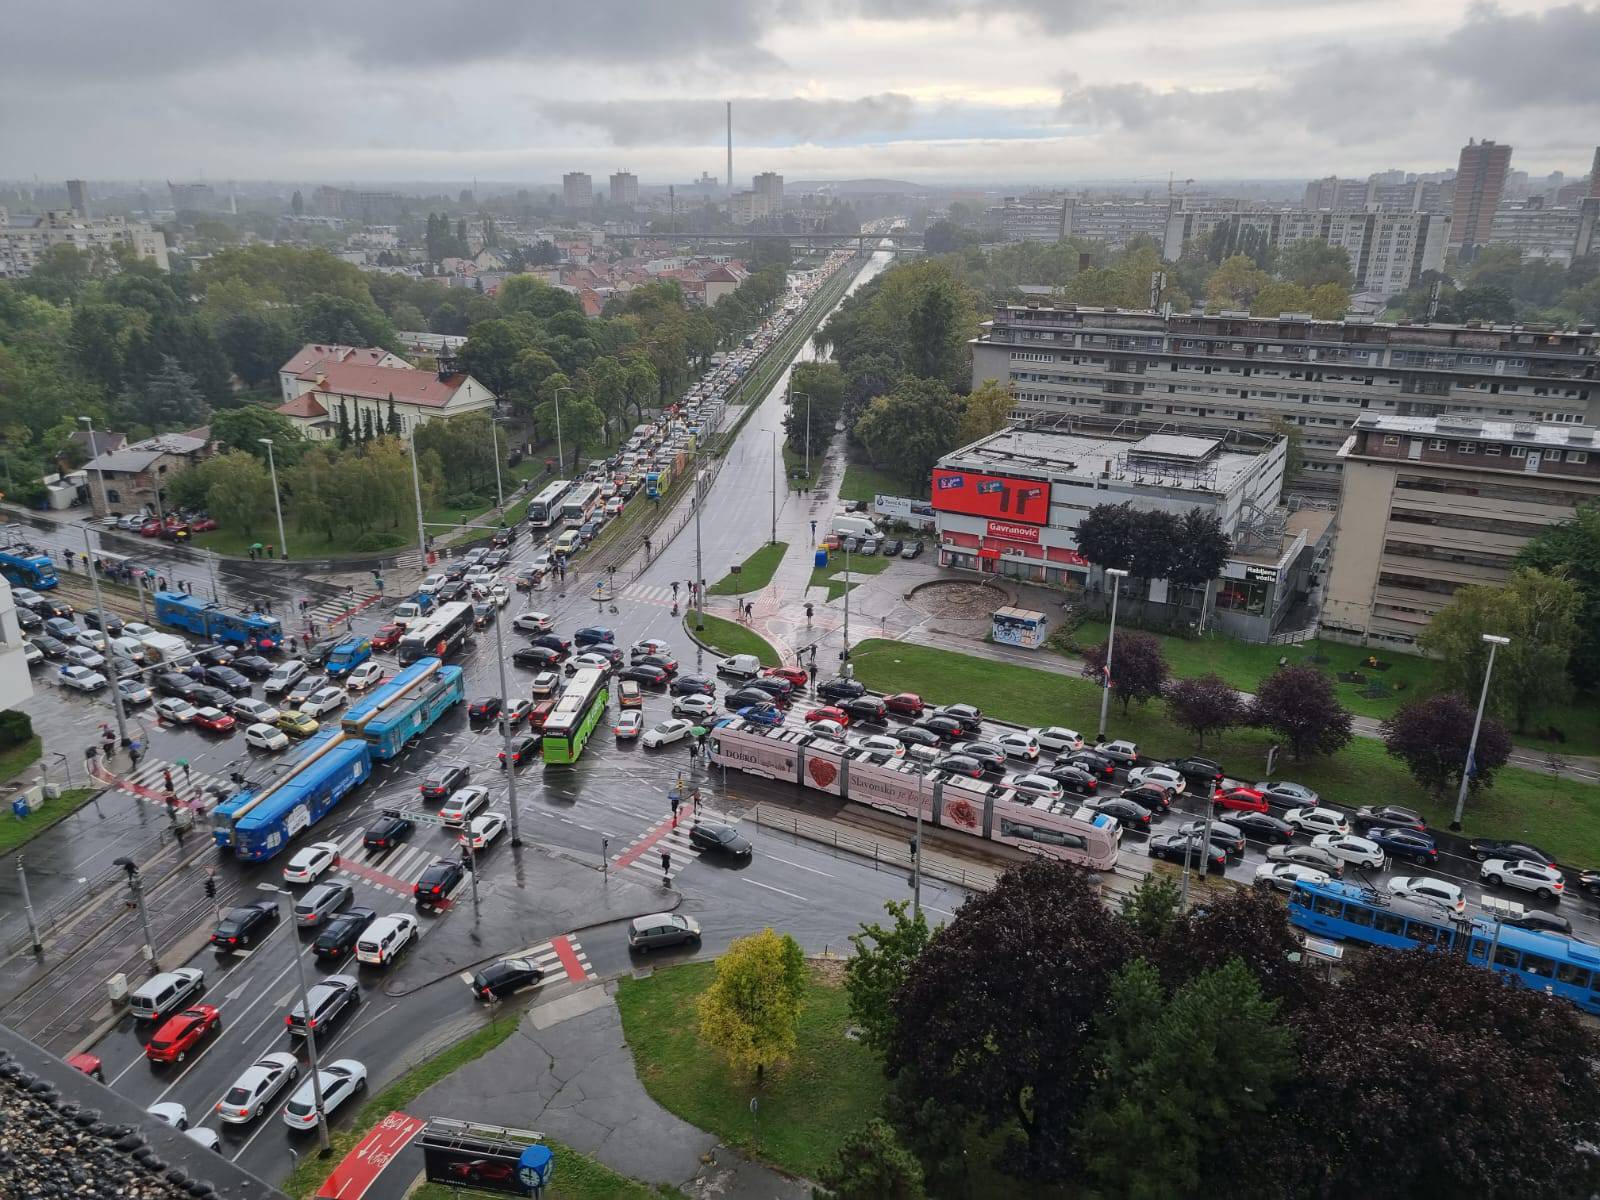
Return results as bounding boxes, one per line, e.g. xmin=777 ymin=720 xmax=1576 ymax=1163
xmin=697 ymin=928 xmax=808 ymax=1078
xmin=785 ymin=361 xmax=846 ymax=460
xmin=1516 ymin=504 xmax=1600 ymax=692
xmin=1205 ymin=254 xmax=1273 ymax=312
xmin=1250 ymin=281 xmax=1313 ymax=317
xmin=1117 ymin=872 xmax=1182 ymax=941
xmin=1418 ymin=566 xmax=1581 ymax=730
xmin=290 ymin=190 xmax=304 ymax=216
xmin=854 ymin=377 xmax=961 ymax=487
xmin=955 ymin=378 xmax=1012 ymax=447
xmin=1381 ymin=693 xmax=1514 ymax=800
xmin=386 ymin=396 xmax=401 ymax=436
xmin=1307 ymin=281 xmax=1350 ymax=319
xmin=813 ymin=1119 xmax=926 ymax=1200
xmin=1276 ymin=240 xmax=1353 ymax=291
xmin=22 ymin=245 xmax=105 ymax=305
xmin=210 ymin=406 xmax=304 ymax=463
xmin=844 ymin=899 xmax=931 ymax=1055
xmin=298 ymin=292 xmax=396 ymax=349
xmin=115 ymin=355 xmax=209 ymax=432
xmin=202 ymin=449 xmax=275 ymax=537
xmin=1250 ymin=664 xmax=1353 ymax=759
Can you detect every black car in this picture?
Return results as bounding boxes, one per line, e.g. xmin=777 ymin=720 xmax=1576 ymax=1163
xmin=935 ymin=754 xmax=986 ymax=779
xmin=82 ymin=608 xmax=125 ymax=637
xmin=671 ymin=674 xmax=717 ymax=698
xmin=1468 ymin=838 xmax=1557 ymax=867
xmin=481 ymin=549 xmax=512 ymax=568
xmin=443 ymin=581 xmax=476 ymax=603
xmin=443 ymin=562 xmax=470 ymax=582
xmin=306 ymin=638 xmax=340 ymax=666
xmin=209 ymin=900 xmax=279 ymax=949
xmin=15 ymin=607 xmax=41 ymax=632
xmin=313 ymin=907 xmax=378 ymax=960
xmin=635 ymin=654 xmax=679 ymax=676
xmin=934 ymin=704 xmax=983 ymax=733
xmin=203 ymin=665 xmax=253 ymax=695
xmin=471 ymin=958 xmax=545 ymax=1001
xmin=490 ymin=526 xmax=516 ymax=548
xmin=894 ymin=726 xmax=944 ymax=750
xmin=471 ymin=602 xmax=495 ymax=629
xmin=688 ymin=823 xmax=753 ymax=858
xmin=816 ymin=677 xmax=866 ymax=703
xmin=745 ymin=676 xmax=793 ymax=702
xmin=619 ymin=664 xmax=669 ymax=687
xmin=912 ymin=715 xmax=964 ymax=742
xmin=588 ymin=643 xmax=625 ymax=667
xmin=232 ymin=654 xmax=275 ymax=679
xmin=1580 ymin=870 xmax=1600 ymax=898
xmin=364 ymin=811 xmax=414 ymax=851
xmin=469 ymin=697 xmax=503 ymax=721
xmin=154 ymin=671 xmax=200 ymax=699
xmin=1179 ymin=819 xmax=1245 ymax=857
xmin=1171 ymin=756 xmax=1225 ymax=790
xmin=421 ymin=764 xmax=470 ymax=800
xmin=528 ymin=632 xmax=570 ymax=655
xmin=195 ymin=644 xmax=236 ymax=667
xmin=513 ymin=645 xmax=564 ymax=670
xmin=287 ymin=976 xmax=360 ymax=1036
xmin=23 ymin=595 xmax=73 ymax=620
xmin=1084 ymin=795 xmax=1153 ymax=829
xmin=725 ymin=687 xmax=774 ymax=711
xmin=415 ymin=858 xmax=466 ymax=906
xmin=1121 ymin=782 xmax=1173 ymax=813
xmin=951 ymin=741 xmax=1007 ymax=774
xmin=1225 ymin=810 xmax=1295 ymax=843
xmin=900 ymin=540 xmax=925 ymax=559
xmin=1353 ymin=805 xmax=1427 ymax=833
xmin=1148 ymin=833 xmax=1228 ymax=873
xmin=1043 ymin=765 xmax=1100 ymax=796
xmin=498 ymin=734 xmax=539 ymax=767
xmin=1504 ymin=908 xmax=1573 ymax=936
xmin=189 ymin=684 xmax=235 ymax=711
xmin=841 ymin=695 xmax=887 ymax=725
xmin=881 ymin=538 xmax=903 ymax=557
xmin=31 ymin=635 xmax=69 ymax=660
xmin=1059 ymin=749 xmax=1116 ymax=779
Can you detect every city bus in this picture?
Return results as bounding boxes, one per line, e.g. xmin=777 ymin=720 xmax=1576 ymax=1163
xmin=527 ymin=479 xmax=572 ymax=531
xmin=397 ymin=600 xmax=474 ymax=665
xmin=560 ymin=483 xmax=602 ymax=529
xmin=1287 ymin=879 xmax=1600 ymax=1014
xmin=542 ymin=667 xmax=610 ymax=764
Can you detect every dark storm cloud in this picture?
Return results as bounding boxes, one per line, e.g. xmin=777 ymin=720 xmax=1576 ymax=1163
xmin=534 ymin=94 xmax=917 ymax=146
xmin=1424 ymin=3 xmax=1600 ymax=107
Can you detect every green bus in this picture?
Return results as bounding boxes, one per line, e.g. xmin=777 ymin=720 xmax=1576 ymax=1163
xmin=542 ymin=667 xmax=610 ymax=764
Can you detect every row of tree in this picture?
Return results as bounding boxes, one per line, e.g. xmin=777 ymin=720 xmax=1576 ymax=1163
xmin=1388 ymin=245 xmax=1600 ymax=326
xmin=819 ymin=861 xmax=1600 ymax=1198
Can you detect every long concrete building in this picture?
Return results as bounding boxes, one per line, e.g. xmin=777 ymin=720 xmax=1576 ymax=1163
xmin=972 ymin=303 xmax=1600 ymax=487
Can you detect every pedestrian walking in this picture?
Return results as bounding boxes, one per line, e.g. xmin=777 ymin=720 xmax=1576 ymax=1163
xmin=181 ymin=761 xmax=192 ymax=787
xmin=692 ymin=789 xmax=702 ymax=818
xmin=661 ymin=850 xmax=671 ymax=883
xmin=162 ymin=768 xmax=174 ymax=792
xmin=128 ymin=740 xmax=143 ymax=768
xmin=670 ymin=791 xmax=681 ymax=823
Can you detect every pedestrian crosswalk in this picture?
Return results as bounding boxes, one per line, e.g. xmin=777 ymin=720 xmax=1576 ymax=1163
xmin=298 ymin=590 xmax=380 ymax=634
xmin=610 ymin=803 xmax=739 ymax=884
xmin=456 ymin=934 xmax=593 ymax=992
xmin=327 ymin=826 xmax=452 ymax=896
xmin=95 ymin=756 xmax=233 ymax=810
xmin=625 ymin=584 xmax=679 ymax=609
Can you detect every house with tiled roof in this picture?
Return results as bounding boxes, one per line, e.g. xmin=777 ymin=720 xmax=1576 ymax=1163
xmin=703 ymin=263 xmax=750 ymax=306
xmin=275 ymin=361 xmax=495 ymax=441
xmin=80 ymin=430 xmax=215 ymax=518
xmin=277 ymin=343 xmax=409 ymax=402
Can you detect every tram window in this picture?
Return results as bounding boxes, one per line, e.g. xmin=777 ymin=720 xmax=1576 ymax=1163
xmin=1556 ymin=962 xmax=1591 ymax=988
xmin=1314 ymin=896 xmax=1344 ymax=917
xmin=1521 ymin=954 xmax=1555 ymax=979
xmin=1373 ymin=911 xmax=1405 ymax=935
xmin=1344 ymin=905 xmax=1373 ymax=927
xmin=1408 ymin=922 xmax=1439 ymax=947
xmin=1494 ymin=945 xmax=1521 ymax=969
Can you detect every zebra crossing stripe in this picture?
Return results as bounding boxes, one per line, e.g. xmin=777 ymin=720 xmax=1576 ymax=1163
xmin=94 ymin=759 xmax=227 ymax=809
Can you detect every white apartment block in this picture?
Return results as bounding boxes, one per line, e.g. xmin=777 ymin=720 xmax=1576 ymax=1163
xmin=563 ymin=173 xmax=594 ymax=209
xmin=0 ymin=209 xmax=169 ymax=278
xmin=609 ymin=172 xmax=639 ymax=206
xmin=1489 ymin=198 xmax=1600 ymax=266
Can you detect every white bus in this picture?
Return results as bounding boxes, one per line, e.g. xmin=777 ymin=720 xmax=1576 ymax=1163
xmin=397 ymin=600 xmax=474 ymax=664
xmin=560 ymin=483 xmax=603 ymax=528
xmin=527 ymin=480 xmax=572 ymax=530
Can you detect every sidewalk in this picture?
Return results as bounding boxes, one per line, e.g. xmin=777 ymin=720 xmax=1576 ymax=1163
xmin=409 ymin=982 xmax=811 ymax=1199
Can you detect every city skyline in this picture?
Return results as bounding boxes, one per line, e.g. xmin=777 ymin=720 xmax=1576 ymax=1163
xmin=2 ymin=1 xmax=1597 ymax=183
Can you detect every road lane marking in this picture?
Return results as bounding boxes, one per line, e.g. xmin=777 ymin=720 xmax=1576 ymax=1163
xmin=762 ymin=854 xmax=836 ymax=878
xmin=745 ymin=878 xmax=808 ymax=902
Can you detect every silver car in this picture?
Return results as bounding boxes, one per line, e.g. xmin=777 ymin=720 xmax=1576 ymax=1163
xmin=293 ymin=881 xmax=354 ymax=927
xmin=627 ymin=913 xmax=701 ymax=952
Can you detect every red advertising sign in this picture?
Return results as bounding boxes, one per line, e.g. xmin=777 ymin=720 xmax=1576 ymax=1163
xmin=931 ymin=469 xmax=1051 ymax=524
xmin=985 ymin=520 xmax=1040 ymax=544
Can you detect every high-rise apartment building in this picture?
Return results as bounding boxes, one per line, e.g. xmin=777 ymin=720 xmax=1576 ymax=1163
xmin=0 ymin=209 xmax=168 ymax=278
xmin=1591 ymin=147 xmax=1600 ymax=199
xmin=752 ymin=172 xmax=784 ymax=211
xmin=168 ymin=181 xmax=220 ymax=212
xmin=1489 ymin=197 xmax=1600 ymax=266
xmin=1450 ymin=138 xmax=1513 ymax=251
xmin=971 ymin=303 xmax=1599 ymax=485
xmin=988 ymin=196 xmax=1066 ymax=243
xmin=563 ymin=172 xmax=593 ymax=210
xmin=730 ymin=190 xmax=765 ymax=225
xmin=65 ymin=180 xmax=88 ymax=217
xmin=608 ymin=171 xmax=639 ymax=206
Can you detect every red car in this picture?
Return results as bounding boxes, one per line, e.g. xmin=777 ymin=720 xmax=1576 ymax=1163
xmin=448 ymin=1160 xmax=516 ymax=1184
xmin=370 ymin=623 xmax=403 ymax=652
xmin=192 ymin=707 xmax=236 ymax=733
xmin=145 ymin=1005 xmax=221 ymax=1064
xmin=885 ymin=692 xmax=925 ymax=718
xmin=765 ymin=665 xmax=808 ymax=687
xmin=804 ymin=706 xmax=850 ymax=726
xmin=1213 ymin=786 xmax=1269 ymax=815
xmin=188 ymin=515 xmax=218 ymax=532
xmin=66 ymin=1053 xmax=104 ymax=1082
xmin=140 ymin=519 xmax=163 ymax=537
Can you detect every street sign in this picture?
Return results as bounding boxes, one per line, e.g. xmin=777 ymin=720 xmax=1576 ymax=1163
xmin=389 ymin=807 xmax=448 ymax=828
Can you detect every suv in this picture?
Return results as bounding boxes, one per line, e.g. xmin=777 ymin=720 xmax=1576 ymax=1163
xmin=420 ymin=764 xmax=469 ymax=800
xmin=628 ymin=913 xmax=702 ymax=952
xmin=285 ymin=976 xmax=360 ymax=1037
xmin=356 ymin=914 xmax=418 ymax=965
xmin=816 ymin=677 xmax=866 ymax=703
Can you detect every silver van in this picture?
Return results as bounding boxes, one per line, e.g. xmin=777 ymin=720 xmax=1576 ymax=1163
xmin=627 ymin=913 xmax=701 ymax=952
xmin=129 ymin=967 xmax=205 ymax=1021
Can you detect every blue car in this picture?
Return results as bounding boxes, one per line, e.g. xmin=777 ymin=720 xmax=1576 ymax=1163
xmin=1365 ymin=826 xmax=1437 ymax=866
xmin=738 ymin=704 xmax=783 ymax=728
xmin=574 ymin=626 xmax=615 ymax=648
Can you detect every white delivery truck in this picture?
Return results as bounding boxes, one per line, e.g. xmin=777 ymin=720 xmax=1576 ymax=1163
xmin=136 ymin=631 xmax=190 ymax=665
xmin=715 ymin=653 xmax=762 ymax=681
xmin=831 ymin=515 xmax=881 ymax=542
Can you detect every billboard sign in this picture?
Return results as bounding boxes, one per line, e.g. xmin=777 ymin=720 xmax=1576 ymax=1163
xmin=985 ymin=520 xmax=1040 ymax=544
xmin=931 ymin=470 xmax=1050 ymax=524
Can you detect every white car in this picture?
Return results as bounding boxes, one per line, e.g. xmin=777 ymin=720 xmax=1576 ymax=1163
xmin=155 ymin=697 xmax=198 ymax=723
xmin=184 ymin=1128 xmax=221 ymax=1152
xmin=421 ymin=573 xmax=449 ymax=592
xmin=1028 ymin=726 xmax=1084 ymax=753
xmin=521 ymin=611 xmax=560 ymax=640
xmin=1126 ymin=765 xmax=1187 ymax=795
xmin=1480 ymin=858 xmax=1565 ymax=901
xmin=463 ymin=567 xmax=496 ymax=587
xmin=147 ymin=1102 xmax=189 ymax=1131
xmin=300 ymin=686 xmax=348 ymax=717
xmin=994 ymin=730 xmax=1041 ymax=761
xmin=566 ymin=652 xmax=612 ymax=675
xmin=851 ymin=734 xmax=905 ymax=758
xmin=76 ymin=628 xmax=110 ymax=652
xmin=1387 ymin=876 xmax=1467 ymax=914
xmin=345 ymin=661 xmax=387 ymax=692
xmin=23 ymin=642 xmax=43 ymax=667
xmin=672 ymin=694 xmax=716 ymax=720
xmin=614 ymin=710 xmax=644 ymax=739
xmin=1311 ymin=832 xmax=1386 ymax=871
xmin=111 ymin=636 xmax=148 ymax=663
xmin=117 ymin=678 xmax=153 ymax=705
xmin=121 ymin=622 xmax=155 ymax=640
xmin=59 ymin=664 xmax=108 ymax=692
xmin=631 ymin=638 xmax=673 ymax=659
xmin=440 ymin=785 xmax=490 ymax=826
xmin=1011 ymin=773 xmax=1065 ymax=803
xmin=604 ymin=497 xmax=624 ymax=517
xmin=642 ymin=718 xmax=695 ymax=749
xmin=264 ymin=660 xmax=307 ymax=696
xmin=460 ymin=812 xmax=507 ymax=850
xmin=64 ymin=644 xmax=105 ymax=670
xmin=282 ymin=1060 xmax=366 ymax=1130
xmin=1253 ymin=862 xmax=1332 ymax=893
xmin=216 ymin=1052 xmax=299 ymax=1124
xmin=488 ymin=583 xmax=510 ymax=607
xmin=1285 ymin=807 xmax=1350 ymax=837
xmin=530 ymin=670 xmax=560 ymax=698
xmin=282 ymin=841 xmax=341 ymax=884
xmin=244 ymin=722 xmax=290 ymax=752
xmin=231 ymin=697 xmax=281 ymax=725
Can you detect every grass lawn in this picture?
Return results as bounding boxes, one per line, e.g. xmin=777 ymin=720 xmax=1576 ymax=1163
xmin=837 ymin=460 xmax=920 ymax=506
xmin=0 ymin=735 xmax=42 ymax=783
xmin=808 ymin=550 xmax=891 ymax=601
xmin=782 ymin=444 xmax=823 ymax=492
xmin=848 ymin=638 xmax=1600 ymax=865
xmin=0 ymin=784 xmax=99 ymax=856
xmin=708 ymin=542 xmax=788 ymax=596
xmin=616 ymin=961 xmax=887 ymax=1179
xmin=286 ymin=1015 xmax=522 ymax=1200
xmin=191 ymin=519 xmax=414 ymax=560
xmin=410 ymin=1144 xmax=683 ymax=1200
xmin=684 ymin=613 xmax=780 ymax=667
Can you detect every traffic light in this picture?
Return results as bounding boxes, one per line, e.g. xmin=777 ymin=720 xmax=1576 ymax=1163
xmin=203 ymin=875 xmax=217 ymax=899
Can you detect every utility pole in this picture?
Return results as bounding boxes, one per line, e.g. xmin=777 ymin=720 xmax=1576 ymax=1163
xmin=491 ymin=609 xmax=523 ymax=847
xmin=278 ymin=888 xmax=332 ymax=1156
xmin=1097 ymin=568 xmax=1128 ymax=739
xmin=841 ymin=540 xmax=852 ymax=674
xmin=259 ymin=438 xmax=289 ymax=560
xmin=912 ymin=777 xmax=923 ymax=920
xmin=489 ymin=417 xmax=504 ymax=510
xmin=693 ymin=454 xmax=705 ymax=631
xmin=407 ymin=434 xmax=428 ymax=568
xmin=78 ymin=416 xmax=110 ymax=517
xmin=1453 ymin=633 xmax=1510 ymax=830
xmin=114 ymin=858 xmax=158 ymax=970
xmin=16 ymin=856 xmax=42 ymax=955
xmin=769 ymin=431 xmax=778 ymax=545
xmin=553 ymin=387 xmax=570 ymax=477
xmin=81 ymin=528 xmax=129 ymax=747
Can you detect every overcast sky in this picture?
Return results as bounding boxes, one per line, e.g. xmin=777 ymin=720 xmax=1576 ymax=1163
xmin=3 ymin=0 xmax=1598 ymax=186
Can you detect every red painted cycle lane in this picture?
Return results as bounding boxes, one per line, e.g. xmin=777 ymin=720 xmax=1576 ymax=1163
xmin=612 ymin=814 xmax=682 ymax=869
xmin=550 ymin=934 xmax=588 ymax=982
xmin=315 ymin=1110 xmax=425 ymax=1200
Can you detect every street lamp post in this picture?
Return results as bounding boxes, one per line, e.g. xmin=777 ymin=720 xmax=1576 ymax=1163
xmin=553 ymin=387 xmax=570 ymax=476
xmin=1452 ymin=633 xmax=1510 ymax=831
xmin=264 ymin=885 xmax=331 ymax=1154
xmin=258 ymin=439 xmax=289 ymax=561
xmin=1097 ymin=568 xmax=1129 ymax=740
xmin=78 ymin=417 xmax=110 ymax=517
xmin=841 ymin=539 xmax=852 ymax=675
xmin=769 ymin=431 xmax=778 ymax=545
xmin=692 ymin=454 xmax=705 ymax=631
xmin=113 ymin=858 xmax=158 ymax=970
xmin=81 ymin=528 xmax=130 ymax=747
xmin=490 ymin=608 xmax=523 ymax=848
xmin=489 ymin=416 xmax=504 ymax=511
xmin=406 ymin=434 xmax=428 ymax=568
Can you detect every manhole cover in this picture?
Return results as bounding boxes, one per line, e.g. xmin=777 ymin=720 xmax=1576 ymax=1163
xmin=907 ymin=581 xmax=1000 ymax=620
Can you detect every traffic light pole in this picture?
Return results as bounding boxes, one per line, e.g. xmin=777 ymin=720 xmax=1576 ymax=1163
xmin=491 ymin=609 xmax=522 ymax=848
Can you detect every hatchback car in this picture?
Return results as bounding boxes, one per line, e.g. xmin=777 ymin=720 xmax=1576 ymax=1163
xmin=816 ymin=677 xmax=866 ymax=703
xmin=293 ymin=881 xmax=354 ymax=928
xmin=1253 ymin=862 xmax=1332 ymax=893
xmin=628 ymin=912 xmax=702 ymax=952
xmin=1029 ymin=725 xmax=1084 ymax=753
xmin=1254 ymin=781 xmax=1320 ymax=809
xmin=231 ymin=697 xmax=281 ymax=725
xmin=530 ymin=670 xmax=561 ymax=699
xmin=244 ymin=722 xmax=289 ymax=751
xmin=1285 ymin=806 xmax=1350 ymax=837
xmin=1266 ymin=843 xmax=1345 ymax=877
xmin=415 ymin=858 xmax=466 ymax=906
xmin=1126 ymin=765 xmax=1186 ymax=795
xmin=192 ymin=706 xmax=237 ymax=733
xmin=282 ymin=841 xmax=341 ymax=884
xmin=1010 ymin=774 xmax=1065 ymax=803
xmin=421 ymin=764 xmax=470 ymax=799
xmin=953 ymin=741 xmax=1008 ymax=774
xmin=1083 ymin=795 xmax=1152 ymax=830
xmin=282 ymin=1061 xmax=366 ymax=1131
xmin=514 ymin=610 xmax=553 ymax=634
xmin=498 ymin=734 xmax=540 ymax=767
xmin=155 ymin=696 xmax=198 ymax=724
xmin=345 ymin=661 xmax=387 ymax=693
xmin=1387 ymin=876 xmax=1467 ymax=914
xmin=215 ymin=1052 xmax=299 ymax=1124
xmin=671 ymin=674 xmax=717 ymax=698
xmin=460 ymin=812 xmax=508 ymax=850
xmin=440 ymin=786 xmax=490 ymax=826
xmin=471 ymin=958 xmax=544 ymax=1001
xmin=1480 ymin=859 xmax=1565 ymax=901
xmin=672 ymin=694 xmax=717 ymax=720
xmin=1311 ymin=833 xmax=1386 ymax=871
xmin=993 ymin=730 xmax=1041 ymax=761
xmin=619 ymin=663 xmax=669 ymax=687
xmin=209 ymin=899 xmax=279 ymax=950
xmin=276 ymin=709 xmax=319 ymax=739
xmin=1148 ymin=833 xmax=1227 ymax=873
xmin=1366 ymin=826 xmax=1438 ymax=865
xmin=689 ymin=823 xmax=753 ymax=858
xmin=841 ymin=695 xmax=888 ymax=725
xmin=1353 ymin=804 xmax=1427 ymax=833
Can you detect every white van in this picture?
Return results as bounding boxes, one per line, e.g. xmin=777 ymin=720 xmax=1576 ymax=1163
xmin=715 ymin=653 xmax=762 ymax=681
xmin=553 ymin=530 xmax=581 ymax=556
xmin=137 ymin=632 xmax=190 ymax=665
xmin=832 ymin=515 xmax=881 ymax=542
xmin=129 ymin=968 xmax=205 ymax=1020
xmin=356 ymin=914 xmax=416 ymax=965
